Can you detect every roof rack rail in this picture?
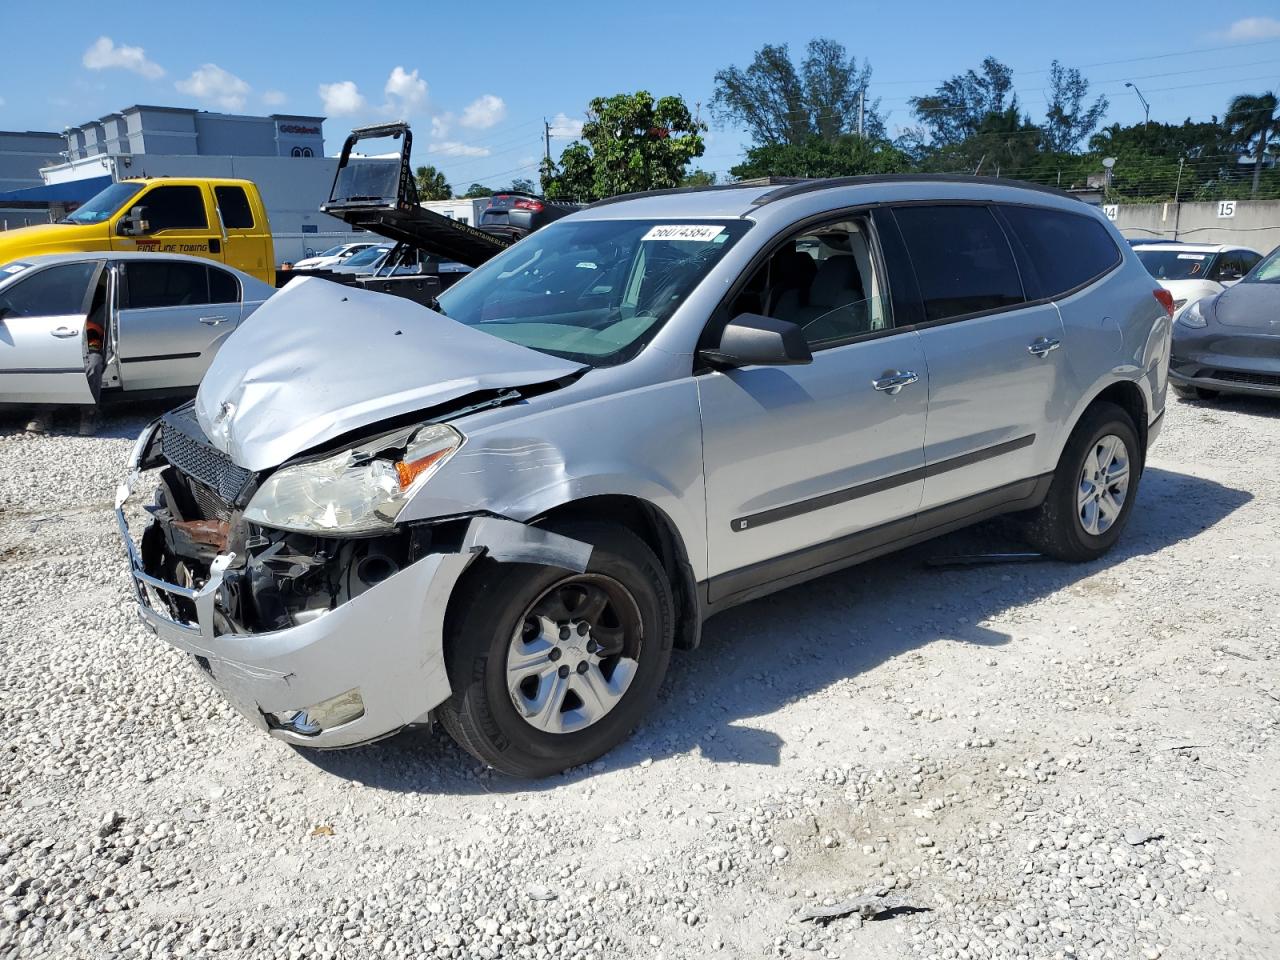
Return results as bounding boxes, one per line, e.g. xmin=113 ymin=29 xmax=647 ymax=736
xmin=586 ymin=177 xmax=807 ymax=209
xmin=750 ymin=173 xmax=1079 ymax=206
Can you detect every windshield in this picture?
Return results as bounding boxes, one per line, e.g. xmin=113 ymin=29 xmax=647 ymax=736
xmin=1243 ymin=247 xmax=1280 ymax=284
xmin=1137 ymin=249 xmax=1218 ymax=281
xmin=62 ymin=182 xmax=146 ymax=225
xmin=315 ymin=244 xmax=353 ymax=258
xmin=345 ymin=245 xmax=392 ymax=267
xmin=436 ymin=219 xmax=751 ymax=365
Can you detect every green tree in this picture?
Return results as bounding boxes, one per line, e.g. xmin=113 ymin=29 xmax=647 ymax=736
xmin=1226 ymin=91 xmax=1279 ymax=198
xmin=509 ymin=177 xmax=537 ymax=194
xmin=541 ymin=91 xmax=705 ymax=200
xmin=1043 ymin=60 xmax=1109 ymax=153
xmin=730 ymin=135 xmax=909 ymax=180
xmin=461 ymin=183 xmax=494 ymax=198
xmin=711 ymin=38 xmax=881 ymax=145
xmin=414 ymin=164 xmax=452 ymax=201
xmin=681 ymin=169 xmax=718 ymax=187
xmin=908 ymin=57 xmax=1015 ymax=147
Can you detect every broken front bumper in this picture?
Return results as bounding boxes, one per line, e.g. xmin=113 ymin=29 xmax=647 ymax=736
xmin=115 ymin=424 xmax=591 ymax=750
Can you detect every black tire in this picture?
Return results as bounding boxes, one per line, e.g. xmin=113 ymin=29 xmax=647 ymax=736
xmin=1171 ymin=384 xmax=1219 ymax=401
xmin=1022 ymin=402 xmax=1142 ymax=563
xmin=437 ymin=522 xmax=675 ymax=777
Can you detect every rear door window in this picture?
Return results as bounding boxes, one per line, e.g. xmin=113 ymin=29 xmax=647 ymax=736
xmin=0 ymin=262 xmax=98 ymax=317
xmin=141 ymin=186 xmax=208 ymax=232
xmin=214 ymin=186 xmax=254 ymax=229
xmin=121 ymin=261 xmax=212 ymax=309
xmin=998 ymin=205 xmax=1121 ymax=298
xmin=891 ymin=205 xmax=1025 ymax=322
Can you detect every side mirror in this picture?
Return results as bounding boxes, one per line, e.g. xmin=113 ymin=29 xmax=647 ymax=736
xmin=119 ymin=205 xmax=150 ymax=236
xmin=699 ymin=313 xmax=813 ymax=369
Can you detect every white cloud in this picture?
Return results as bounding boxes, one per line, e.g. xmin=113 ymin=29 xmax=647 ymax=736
xmin=384 ymin=66 xmax=428 ymax=113
xmin=429 ymin=140 xmax=491 ymax=158
xmin=430 ymin=113 xmax=453 ymax=138
xmin=262 ymin=89 xmax=287 ymax=106
xmin=548 ymin=111 xmax=584 ymax=139
xmin=1221 ymin=16 xmax=1280 ymax=40
xmin=319 ymin=80 xmax=366 ymax=116
xmin=460 ymin=94 xmax=506 ymax=130
xmin=176 ymin=64 xmax=251 ymax=111
xmin=82 ymin=36 xmax=164 ymax=79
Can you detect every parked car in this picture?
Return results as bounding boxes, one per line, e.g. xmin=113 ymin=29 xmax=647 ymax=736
xmin=291 ymin=241 xmax=380 ymax=270
xmin=0 ymin=177 xmax=277 ymax=285
xmin=1133 ymin=242 xmax=1262 ymax=318
xmin=327 ymin=243 xmax=473 ymax=280
xmin=478 ymin=192 xmax=582 ymax=242
xmin=0 ymin=253 xmax=274 ymax=406
xmin=1169 ymin=244 xmax=1280 ymax=400
xmin=116 ymin=176 xmax=1171 ymax=776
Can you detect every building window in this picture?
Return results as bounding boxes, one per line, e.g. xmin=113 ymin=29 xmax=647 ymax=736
xmin=291 ymin=147 xmax=303 ymax=158
xmin=302 ymin=147 xmax=314 ymax=158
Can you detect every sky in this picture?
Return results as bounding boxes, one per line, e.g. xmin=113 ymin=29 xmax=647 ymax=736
xmin=3 ymin=0 xmax=1279 ymax=188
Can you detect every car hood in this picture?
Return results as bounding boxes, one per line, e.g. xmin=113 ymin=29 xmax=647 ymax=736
xmin=1213 ymin=281 xmax=1280 ymax=330
xmin=0 ymin=221 xmax=112 ymax=263
xmin=1158 ymin=278 xmax=1218 ymax=299
xmin=195 ymin=277 xmax=585 ymax=472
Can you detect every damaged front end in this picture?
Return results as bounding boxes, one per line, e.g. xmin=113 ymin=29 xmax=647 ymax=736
xmin=116 ymin=404 xmax=587 ymax=749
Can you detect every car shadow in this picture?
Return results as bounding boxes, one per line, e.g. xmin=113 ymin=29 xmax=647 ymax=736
xmin=0 ymin=398 xmax=177 ymax=440
xmin=1174 ymin=393 xmax=1280 ymax=420
xmin=299 ymin=465 xmax=1251 ymax=793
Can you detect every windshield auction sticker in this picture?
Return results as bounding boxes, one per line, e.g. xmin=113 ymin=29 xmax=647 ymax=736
xmin=641 ymin=224 xmax=725 ymax=242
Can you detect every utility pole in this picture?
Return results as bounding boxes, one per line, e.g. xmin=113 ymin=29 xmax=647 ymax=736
xmin=543 ymin=118 xmax=552 ymax=165
xmin=857 ymin=89 xmax=865 ymax=138
xmin=1172 ymin=157 xmax=1185 ymax=241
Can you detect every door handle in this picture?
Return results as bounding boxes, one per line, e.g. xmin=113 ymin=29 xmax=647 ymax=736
xmin=50 ymin=326 xmax=79 ymax=338
xmin=199 ymin=316 xmax=229 ymax=325
xmin=1028 ymin=337 xmax=1061 ymax=358
xmin=872 ymin=370 xmax=919 ymax=395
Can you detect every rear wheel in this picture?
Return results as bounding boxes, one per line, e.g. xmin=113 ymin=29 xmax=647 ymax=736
xmin=1022 ymin=402 xmax=1141 ymax=562
xmin=438 ymin=523 xmax=674 ymax=777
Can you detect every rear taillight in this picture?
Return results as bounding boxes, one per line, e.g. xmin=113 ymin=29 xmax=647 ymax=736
xmin=1153 ymin=288 xmax=1174 ymax=318
xmin=513 ymin=198 xmax=544 ymax=212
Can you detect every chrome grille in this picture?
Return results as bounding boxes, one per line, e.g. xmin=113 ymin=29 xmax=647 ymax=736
xmin=159 ymin=406 xmax=254 ymax=508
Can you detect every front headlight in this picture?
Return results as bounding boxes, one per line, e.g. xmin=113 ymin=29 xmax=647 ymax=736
xmin=1178 ymin=298 xmax=1209 ymax=329
xmin=243 ymin=423 xmax=462 ymax=534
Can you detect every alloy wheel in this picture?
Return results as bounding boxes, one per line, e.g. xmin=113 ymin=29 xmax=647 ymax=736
xmin=1076 ymin=433 xmax=1130 ymax=536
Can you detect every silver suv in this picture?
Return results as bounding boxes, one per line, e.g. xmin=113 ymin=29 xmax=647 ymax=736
xmin=117 ymin=176 xmax=1173 ymax=776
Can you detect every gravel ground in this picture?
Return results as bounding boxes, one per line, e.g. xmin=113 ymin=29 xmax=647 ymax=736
xmin=1 ymin=394 xmax=1277 ymax=960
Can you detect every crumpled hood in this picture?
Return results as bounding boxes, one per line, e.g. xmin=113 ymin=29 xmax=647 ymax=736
xmin=195 ymin=277 xmax=584 ymax=471
xmin=1213 ymin=281 xmax=1280 ymax=330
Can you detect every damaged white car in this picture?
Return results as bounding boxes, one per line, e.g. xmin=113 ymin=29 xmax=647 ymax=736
xmin=117 ymin=177 xmax=1169 ymax=776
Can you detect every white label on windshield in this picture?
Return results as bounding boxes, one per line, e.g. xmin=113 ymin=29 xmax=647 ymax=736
xmin=1176 ymin=254 xmax=1207 ymax=260
xmin=641 ymin=224 xmax=725 ymax=242
xmin=1 ymin=262 xmax=30 ymax=275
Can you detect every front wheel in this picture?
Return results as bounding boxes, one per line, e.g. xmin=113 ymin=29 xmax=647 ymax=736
xmin=438 ymin=522 xmax=675 ymax=777
xmin=1022 ymin=402 xmax=1141 ymax=562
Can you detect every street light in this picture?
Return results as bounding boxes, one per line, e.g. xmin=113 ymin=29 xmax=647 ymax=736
xmin=1125 ymin=82 xmax=1150 ymax=127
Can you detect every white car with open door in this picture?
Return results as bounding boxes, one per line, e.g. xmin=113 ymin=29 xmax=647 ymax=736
xmin=0 ymin=253 xmax=274 ymax=406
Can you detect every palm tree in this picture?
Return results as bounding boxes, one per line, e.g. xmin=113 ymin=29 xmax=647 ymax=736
xmin=414 ymin=165 xmax=452 ymax=201
xmin=1226 ymin=91 xmax=1279 ymax=198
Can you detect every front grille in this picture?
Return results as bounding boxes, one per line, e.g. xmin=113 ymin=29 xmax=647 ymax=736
xmin=159 ymin=405 xmax=255 ymax=508
xmin=1211 ymin=370 xmax=1280 ymax=388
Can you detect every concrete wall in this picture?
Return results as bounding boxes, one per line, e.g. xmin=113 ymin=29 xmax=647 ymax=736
xmin=1111 ymin=200 xmax=1280 ymax=254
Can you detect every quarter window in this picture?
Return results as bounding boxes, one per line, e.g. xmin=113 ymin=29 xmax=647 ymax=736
xmin=1000 ymin=205 xmax=1121 ymax=298
xmin=208 ymin=267 xmax=240 ymax=304
xmin=892 ymin=205 xmax=1025 ymax=322
xmin=0 ymin=262 xmax=97 ymax=317
xmin=122 ymin=261 xmax=213 ymax=309
xmin=139 ymin=186 xmax=208 ymax=232
xmin=214 ymin=186 xmax=254 ymax=229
